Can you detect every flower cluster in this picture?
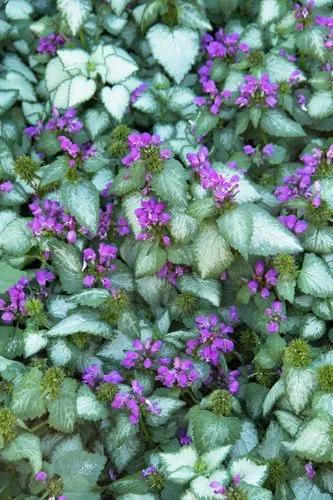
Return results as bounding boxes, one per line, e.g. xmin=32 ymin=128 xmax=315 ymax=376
xmin=278 ymin=214 xmax=308 ymax=234
xmin=25 ymin=107 xmax=83 ymax=139
xmin=294 ymin=1 xmax=315 ymax=30
xmin=236 ymin=74 xmax=279 ymax=108
xmin=122 ymin=132 xmax=172 ymax=170
xmin=187 ymin=146 xmax=239 ymax=208
xmin=111 ymin=380 xmax=160 ymax=424
xmin=28 ymin=198 xmax=85 ymax=243
xmin=156 ymin=261 xmax=188 ymax=286
xmin=186 ymin=315 xmax=234 ymax=365
xmin=195 ymin=29 xmax=248 ymax=115
xmin=122 ymin=338 xmax=163 ymax=370
xmin=265 ymin=301 xmax=286 ymax=333
xmin=135 ymin=198 xmax=171 ymax=246
xmin=0 ymin=270 xmax=55 ymax=324
xmin=37 ymin=33 xmax=66 ymax=55
xmin=82 ymin=243 xmax=118 ymax=289
xmin=156 ymin=357 xmax=199 ymax=388
xmin=247 ymin=260 xmax=278 ymax=299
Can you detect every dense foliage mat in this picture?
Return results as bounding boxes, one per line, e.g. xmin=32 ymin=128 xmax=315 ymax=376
xmin=0 ymin=0 xmax=333 ymax=498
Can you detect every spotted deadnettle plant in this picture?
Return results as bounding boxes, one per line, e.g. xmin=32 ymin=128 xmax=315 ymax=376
xmin=1 ymin=1 xmax=333 ymax=499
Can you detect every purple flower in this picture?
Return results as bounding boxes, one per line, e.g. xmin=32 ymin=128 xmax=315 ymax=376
xmin=37 ymin=33 xmax=65 ymax=55
xmin=1 ymin=311 xmax=15 ymax=324
xmin=157 ymin=261 xmax=188 ymax=286
xmin=279 ymin=214 xmax=308 ymax=234
xmin=122 ymin=132 xmax=171 ymax=167
xmin=116 ymin=216 xmax=130 ymax=236
xmin=135 ymin=198 xmax=171 ymax=245
xmin=156 ymin=357 xmax=199 ymax=388
xmin=186 ymin=315 xmax=234 ymax=365
xmin=111 ymin=380 xmax=160 ymax=425
xmin=83 ymin=275 xmax=96 ymax=288
xmin=243 ymin=145 xmax=256 ymax=155
xmin=131 ymin=83 xmax=149 ymax=103
xmin=35 ymin=471 xmax=48 ymax=482
xmin=142 ymin=466 xmax=157 ymax=478
xmin=210 ymin=481 xmax=226 ymax=495
xmin=265 ymin=301 xmax=286 ymax=333
xmin=122 ymin=338 xmax=163 ymax=370
xmin=35 ymin=269 xmax=55 ymax=287
xmin=103 ymin=370 xmax=124 ymax=384
xmin=24 ymin=120 xmax=44 ymax=139
xmin=247 ymin=260 xmax=278 ymax=299
xmin=58 ymin=136 xmax=80 ymax=158
xmin=82 ymin=364 xmax=101 ymax=387
xmin=305 ymin=462 xmax=316 ymax=480
xmin=262 ymin=144 xmax=274 ymax=157
xmin=0 ymin=181 xmax=14 ymax=193
xmin=177 ymin=427 xmax=192 ymax=446
xmin=235 ymin=74 xmax=279 ymax=108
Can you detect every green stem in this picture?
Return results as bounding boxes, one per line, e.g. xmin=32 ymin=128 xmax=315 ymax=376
xmin=140 ymin=418 xmax=153 ymax=445
xmin=30 ymin=420 xmax=48 ymax=433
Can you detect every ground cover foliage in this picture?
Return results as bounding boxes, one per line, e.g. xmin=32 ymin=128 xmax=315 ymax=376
xmin=0 ymin=0 xmax=333 ymax=498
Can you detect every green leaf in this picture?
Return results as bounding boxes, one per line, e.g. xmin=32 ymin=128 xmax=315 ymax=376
xmin=84 ymin=107 xmax=111 ymax=140
xmin=49 ymin=240 xmax=83 ymax=294
xmin=276 ymin=276 xmax=296 ymax=303
xmin=48 ymin=378 xmax=77 ymax=433
xmin=300 ymin=314 xmax=325 ymax=340
xmin=298 ymin=253 xmax=333 ymax=298
xmin=297 ymin=27 xmax=326 ymax=61
xmin=151 ymin=159 xmax=189 ymax=208
xmin=193 ymin=221 xmax=234 ymax=278
xmin=190 ymin=409 xmax=241 ymax=453
xmin=1 ymin=433 xmax=42 ymax=473
xmin=170 ymin=212 xmax=198 ymax=243
xmin=292 ymin=478 xmax=332 ymax=500
xmin=275 ymin=410 xmax=302 ymax=437
xmin=0 ymin=90 xmax=18 ymax=115
xmin=24 ymin=331 xmax=47 ymax=358
xmin=90 ymin=44 xmax=138 ymax=84
xmin=230 ymin=458 xmax=267 ymax=487
xmin=248 ymin=204 xmax=303 ymax=256
xmin=259 ymin=0 xmax=284 ymax=25
xmin=179 ymin=275 xmax=222 ymax=306
xmin=195 ymin=109 xmax=219 ymax=136
xmin=61 ymin=180 xmax=100 ymax=234
xmin=98 ymin=331 xmax=132 ymax=361
xmin=135 ymin=242 xmax=166 ymax=277
xmin=308 ymin=90 xmax=333 ymax=120
xmin=265 ymin=54 xmax=302 ymax=83
xmin=11 ymin=368 xmax=47 ymax=420
xmin=46 ymin=311 xmax=112 ymax=338
xmin=57 ymin=0 xmax=92 ymax=35
xmin=231 ymin=420 xmax=258 ymax=459
xmin=71 ymin=289 xmax=109 ymax=308
xmin=285 ymin=367 xmax=316 ymax=415
xmin=113 ymin=164 xmax=145 ymax=196
xmin=147 ymin=24 xmax=199 ymax=84
xmin=217 ymin=205 xmax=253 ymax=258
xmin=76 ymin=385 xmax=108 ymax=421
xmin=52 ymin=449 xmax=106 ymax=482
xmin=0 ymin=261 xmax=27 ymax=293
xmin=291 ymin=417 xmax=332 ymax=462
xmin=263 ymin=379 xmax=285 ymax=416
xmin=145 ymin=395 xmax=185 ymax=426
xmin=0 ymin=211 xmax=33 ymax=257
xmin=101 ymin=84 xmax=130 ymax=121
xmin=261 ymin=109 xmax=306 ymax=138
xmin=45 ymin=57 xmax=96 ymax=108
xmin=39 ymin=157 xmax=68 ymax=188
